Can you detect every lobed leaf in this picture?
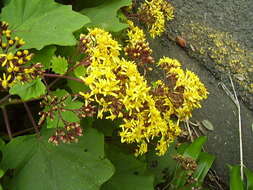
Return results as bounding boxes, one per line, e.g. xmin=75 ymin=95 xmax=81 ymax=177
xmin=9 ymin=78 xmax=46 ymax=101
xmin=0 ymin=0 xmax=90 ymax=49
xmin=51 ymin=56 xmax=68 ymax=75
xmin=80 ymin=0 xmax=131 ymax=32
xmin=1 ymin=128 xmax=114 ymax=190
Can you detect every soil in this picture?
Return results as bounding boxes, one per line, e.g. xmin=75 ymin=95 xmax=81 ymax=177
xmin=142 ymin=0 xmax=253 ymax=188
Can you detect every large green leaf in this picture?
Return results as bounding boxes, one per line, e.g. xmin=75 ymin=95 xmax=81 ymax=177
xmin=102 ymin=144 xmax=154 ymax=190
xmin=0 ymin=0 xmax=90 ymax=50
xmin=229 ymin=165 xmax=244 ymax=190
xmin=72 ymin=0 xmax=107 ymax=11
xmin=9 ymin=78 xmax=46 ymax=101
xmin=80 ymin=0 xmax=131 ymax=32
xmin=1 ymin=128 xmax=114 ymax=190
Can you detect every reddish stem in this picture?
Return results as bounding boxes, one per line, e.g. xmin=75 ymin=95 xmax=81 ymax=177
xmin=2 ymin=107 xmax=12 ymax=140
xmin=43 ymin=73 xmax=83 ymax=83
xmin=23 ymin=102 xmax=40 ymax=137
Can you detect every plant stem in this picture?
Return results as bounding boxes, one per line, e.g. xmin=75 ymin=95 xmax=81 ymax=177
xmin=23 ymin=102 xmax=40 ymax=137
xmin=185 ymin=120 xmax=193 ymax=142
xmin=43 ymin=73 xmax=83 ymax=83
xmin=0 ymin=94 xmax=11 ymax=105
xmin=12 ymin=127 xmax=35 ymax=137
xmin=219 ymin=75 xmax=244 ymax=180
xmin=229 ymin=75 xmax=243 ymax=181
xmin=47 ymin=58 xmax=89 ymax=89
xmin=1 ymin=107 xmax=12 ymax=140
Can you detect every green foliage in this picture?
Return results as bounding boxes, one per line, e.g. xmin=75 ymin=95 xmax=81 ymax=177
xmin=229 ymin=165 xmax=253 ymax=190
xmin=31 ymin=46 xmax=57 ymax=69
xmin=193 ymin=152 xmax=215 ymax=183
xmin=183 ymin=136 xmax=207 ymax=159
xmin=1 ymin=1 xmax=250 ymax=189
xmin=9 ymin=78 xmax=46 ymax=101
xmin=73 ymin=64 xmax=87 ymax=78
xmin=51 ymin=56 xmax=68 ymax=74
xmin=170 ymin=137 xmax=215 ymax=189
xmin=102 ymin=144 xmax=154 ymax=190
xmin=146 ymin=143 xmax=177 ymax=185
xmin=67 ymin=76 xmax=89 ymax=94
xmin=0 ymin=0 xmax=90 ymax=49
xmin=245 ymin=168 xmax=253 ymax=190
xmin=80 ymin=0 xmax=131 ymax=32
xmin=1 ymin=128 xmax=114 ymax=190
xmin=229 ymin=165 xmax=244 ymax=190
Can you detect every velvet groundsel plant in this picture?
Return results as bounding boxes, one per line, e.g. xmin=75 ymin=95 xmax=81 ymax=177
xmin=0 ymin=1 xmax=215 ymax=189
xmin=78 ymin=24 xmax=208 ymax=156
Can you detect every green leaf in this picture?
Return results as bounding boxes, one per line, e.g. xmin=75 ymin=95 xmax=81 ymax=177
xmin=31 ymin=46 xmax=57 ymax=69
xmin=183 ymin=136 xmax=207 ymax=160
xmin=245 ymin=168 xmax=253 ymax=190
xmin=0 ymin=138 xmax=5 ymax=152
xmin=93 ymin=119 xmax=119 ymax=137
xmin=67 ymin=73 xmax=89 ymax=94
xmin=170 ymin=137 xmax=208 ymax=189
xmin=51 ymin=56 xmax=68 ymax=74
xmin=0 ymin=0 xmax=90 ymax=50
xmin=0 ymin=169 xmax=4 ymax=178
xmin=193 ymin=152 xmax=215 ymax=183
xmin=81 ymin=0 xmax=131 ymax=32
xmin=102 ymin=144 xmax=154 ymax=190
xmin=45 ymin=89 xmax=83 ymax=128
xmin=1 ymin=128 xmax=114 ymax=190
xmin=146 ymin=142 xmax=177 ymax=185
xmin=74 ymin=64 xmax=87 ymax=78
xmin=9 ymin=78 xmax=46 ymax=101
xmin=170 ymin=167 xmax=189 ymax=189
xmin=229 ymin=165 xmax=244 ymax=190
xmin=72 ymin=0 xmax=106 ymax=11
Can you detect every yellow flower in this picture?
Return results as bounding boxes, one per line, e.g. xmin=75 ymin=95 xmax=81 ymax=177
xmin=0 ymin=73 xmax=12 ymax=89
xmin=138 ymin=0 xmax=174 ymax=38
xmin=79 ymin=29 xmax=207 ymax=156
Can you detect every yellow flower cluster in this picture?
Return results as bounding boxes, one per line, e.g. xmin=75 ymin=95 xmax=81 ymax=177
xmin=157 ymin=57 xmax=208 ymax=120
xmin=0 ymin=21 xmax=42 ymax=89
xmin=79 ymin=28 xmax=182 ymax=155
xmin=138 ymin=0 xmax=174 ymax=38
xmin=124 ymin=21 xmax=154 ymax=65
xmin=126 ymin=21 xmax=147 ymax=45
